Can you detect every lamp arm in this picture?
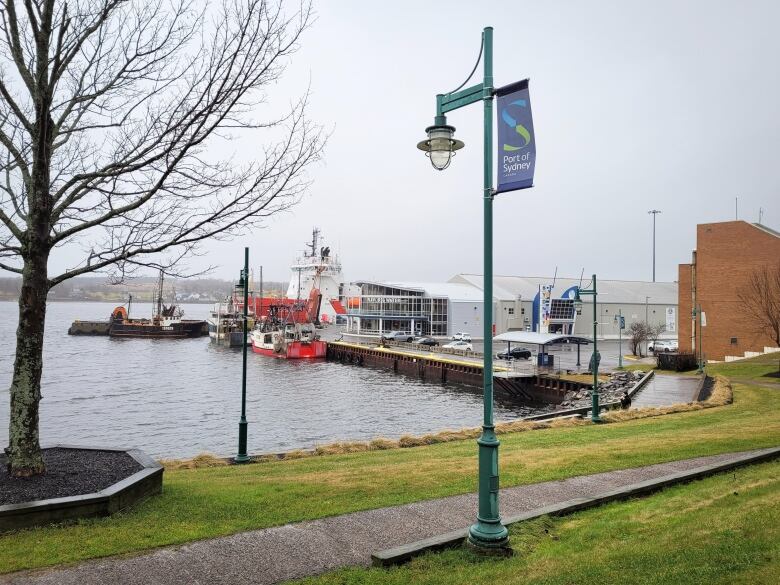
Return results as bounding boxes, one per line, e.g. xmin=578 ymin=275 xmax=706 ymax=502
xmin=443 ymin=35 xmax=485 ymax=96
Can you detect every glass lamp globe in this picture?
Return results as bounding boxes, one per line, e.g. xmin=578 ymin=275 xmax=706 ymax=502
xmin=417 ymin=124 xmax=465 ymax=171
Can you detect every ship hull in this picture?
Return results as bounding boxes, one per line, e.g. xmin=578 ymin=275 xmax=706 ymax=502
xmin=109 ymin=320 xmax=207 ymax=339
xmin=251 ymin=340 xmax=326 ymax=359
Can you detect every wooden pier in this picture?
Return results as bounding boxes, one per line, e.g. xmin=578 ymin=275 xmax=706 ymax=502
xmin=326 ymin=341 xmax=590 ymax=404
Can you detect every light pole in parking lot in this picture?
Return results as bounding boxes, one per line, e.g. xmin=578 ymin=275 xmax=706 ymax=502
xmin=648 ymin=210 xmax=661 ymax=282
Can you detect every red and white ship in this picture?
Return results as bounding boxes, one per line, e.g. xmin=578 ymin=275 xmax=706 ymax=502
xmin=249 ymin=290 xmax=326 ymax=359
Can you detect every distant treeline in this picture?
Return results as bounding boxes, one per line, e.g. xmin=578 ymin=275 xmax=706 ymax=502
xmin=0 ymin=276 xmax=288 ymax=302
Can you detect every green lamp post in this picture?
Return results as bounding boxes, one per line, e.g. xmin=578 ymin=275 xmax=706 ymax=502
xmin=574 ymin=275 xmax=601 ymax=423
xmin=235 ymin=246 xmax=250 ymax=463
xmin=418 ymin=26 xmax=509 ymax=552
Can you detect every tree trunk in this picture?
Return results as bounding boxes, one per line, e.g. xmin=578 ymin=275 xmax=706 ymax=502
xmin=7 ymin=248 xmax=49 ymax=477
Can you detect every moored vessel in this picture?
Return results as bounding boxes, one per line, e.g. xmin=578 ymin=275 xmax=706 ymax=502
xmin=108 ymin=272 xmax=207 ymax=339
xmin=286 ymin=228 xmax=347 ymax=324
xmin=250 ymin=298 xmax=326 ymax=359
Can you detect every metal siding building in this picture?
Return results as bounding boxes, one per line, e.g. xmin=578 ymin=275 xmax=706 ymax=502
xmin=345 ymin=276 xmax=677 ymax=340
xmin=449 ymin=274 xmax=678 ymax=338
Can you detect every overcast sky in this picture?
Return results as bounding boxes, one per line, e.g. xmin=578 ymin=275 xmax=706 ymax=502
xmin=52 ymin=1 xmax=780 ymax=285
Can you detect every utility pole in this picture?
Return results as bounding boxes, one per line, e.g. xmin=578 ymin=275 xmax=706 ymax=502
xmin=648 ymin=210 xmax=661 ymax=282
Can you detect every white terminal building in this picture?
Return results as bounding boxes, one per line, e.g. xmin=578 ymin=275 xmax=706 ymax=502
xmin=344 ymin=274 xmax=678 ymax=340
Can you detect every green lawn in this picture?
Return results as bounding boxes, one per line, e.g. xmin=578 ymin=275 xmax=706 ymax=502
xmin=293 ymin=460 xmax=780 ymax=585
xmin=1 ymin=358 xmax=778 ymax=574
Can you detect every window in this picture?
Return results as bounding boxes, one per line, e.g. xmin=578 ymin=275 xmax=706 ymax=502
xmin=730 ymin=337 xmax=738 ymax=345
xmin=508 ymin=307 xmax=515 ymax=315
xmin=521 ymin=308 xmax=525 ymax=315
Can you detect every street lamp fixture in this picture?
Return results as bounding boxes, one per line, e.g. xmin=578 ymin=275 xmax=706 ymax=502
xmin=575 ymin=275 xmax=601 ymax=423
xmin=417 ymin=115 xmax=465 ymax=170
xmin=418 ymin=27 xmax=510 ymax=553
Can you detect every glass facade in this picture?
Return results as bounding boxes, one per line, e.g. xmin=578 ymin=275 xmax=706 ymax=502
xmin=346 ymin=283 xmax=450 ymax=336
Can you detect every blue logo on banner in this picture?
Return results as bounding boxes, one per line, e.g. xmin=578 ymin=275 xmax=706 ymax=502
xmin=501 ymin=100 xmax=532 ymax=151
xmin=496 ymin=80 xmax=535 ymax=193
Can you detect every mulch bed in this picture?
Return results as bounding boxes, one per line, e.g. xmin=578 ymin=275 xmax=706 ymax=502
xmin=0 ymin=447 xmax=142 ymax=505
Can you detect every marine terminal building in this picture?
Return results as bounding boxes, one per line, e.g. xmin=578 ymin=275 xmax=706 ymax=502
xmin=345 ymin=275 xmax=678 ymax=339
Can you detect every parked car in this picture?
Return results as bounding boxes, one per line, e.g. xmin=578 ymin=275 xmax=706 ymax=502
xmin=413 ymin=336 xmax=439 ymax=347
xmin=383 ymin=331 xmax=414 ymax=342
xmin=496 ymin=347 xmax=532 ymax=360
xmin=648 ymin=340 xmax=678 ymax=353
xmin=451 ymin=332 xmax=472 ymax=342
xmin=443 ymin=340 xmax=473 ymax=351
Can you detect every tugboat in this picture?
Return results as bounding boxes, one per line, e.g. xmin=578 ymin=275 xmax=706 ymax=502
xmin=108 ymin=271 xmax=207 ymax=338
xmin=250 ymin=290 xmax=326 ymax=359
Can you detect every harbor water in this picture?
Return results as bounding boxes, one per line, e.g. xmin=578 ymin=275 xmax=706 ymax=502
xmin=0 ymin=301 xmax=534 ymax=459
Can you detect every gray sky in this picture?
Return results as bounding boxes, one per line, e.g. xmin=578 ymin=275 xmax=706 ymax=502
xmin=53 ymin=1 xmax=780 ymax=285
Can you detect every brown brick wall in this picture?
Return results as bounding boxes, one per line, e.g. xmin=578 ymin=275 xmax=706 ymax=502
xmin=678 ymin=263 xmax=693 ymax=354
xmin=679 ymin=221 xmax=780 ymax=361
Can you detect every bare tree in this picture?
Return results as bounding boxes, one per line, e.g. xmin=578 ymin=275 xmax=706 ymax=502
xmin=738 ymin=262 xmax=780 ymax=372
xmin=0 ymin=0 xmax=324 ymax=476
xmin=628 ymin=321 xmax=648 ymax=357
xmin=647 ymin=323 xmax=666 ymax=352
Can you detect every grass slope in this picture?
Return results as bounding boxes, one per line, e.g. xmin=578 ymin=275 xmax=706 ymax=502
xmin=0 ymin=359 xmax=778 ymax=574
xmin=294 ymin=460 xmax=779 ymax=585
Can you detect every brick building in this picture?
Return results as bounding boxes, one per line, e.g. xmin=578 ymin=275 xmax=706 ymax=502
xmin=679 ymin=221 xmax=780 ymax=361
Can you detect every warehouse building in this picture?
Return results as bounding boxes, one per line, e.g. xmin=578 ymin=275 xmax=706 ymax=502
xmin=345 ymin=275 xmax=677 ymax=340
xmin=450 ymin=274 xmax=677 ymax=338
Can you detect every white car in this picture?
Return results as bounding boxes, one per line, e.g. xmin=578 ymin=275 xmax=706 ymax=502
xmin=648 ymin=340 xmax=678 ymax=353
xmin=451 ymin=332 xmax=472 ymax=342
xmin=443 ymin=340 xmax=473 ymax=351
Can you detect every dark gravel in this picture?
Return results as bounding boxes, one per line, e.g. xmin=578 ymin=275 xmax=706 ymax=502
xmin=0 ymin=448 xmax=142 ymax=505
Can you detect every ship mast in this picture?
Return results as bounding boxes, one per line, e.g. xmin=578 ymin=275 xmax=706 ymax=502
xmin=306 ymin=227 xmax=320 ymax=258
xmin=155 ymin=270 xmax=164 ymax=319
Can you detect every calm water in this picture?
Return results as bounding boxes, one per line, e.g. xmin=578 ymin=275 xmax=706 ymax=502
xmin=0 ymin=301 xmax=531 ymax=458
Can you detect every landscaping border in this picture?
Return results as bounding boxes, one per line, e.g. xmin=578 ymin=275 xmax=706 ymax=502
xmin=0 ymin=445 xmax=163 ymax=533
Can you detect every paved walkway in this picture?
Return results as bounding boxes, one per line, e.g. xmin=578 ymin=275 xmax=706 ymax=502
xmin=4 ymin=448 xmax=777 ymax=585
xmin=632 ymin=374 xmax=701 ymax=407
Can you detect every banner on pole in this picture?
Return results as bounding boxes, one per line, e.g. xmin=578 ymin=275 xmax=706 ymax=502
xmin=496 ymin=79 xmax=535 ymax=193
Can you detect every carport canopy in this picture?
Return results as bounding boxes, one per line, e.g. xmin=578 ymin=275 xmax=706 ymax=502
xmin=493 ymin=332 xmax=591 ymax=346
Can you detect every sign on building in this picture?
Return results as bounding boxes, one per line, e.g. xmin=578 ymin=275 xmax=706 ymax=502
xmin=665 ymin=307 xmax=676 ymax=333
xmin=538 ymin=285 xmax=552 ymax=333
xmin=496 ymin=79 xmax=535 ymax=193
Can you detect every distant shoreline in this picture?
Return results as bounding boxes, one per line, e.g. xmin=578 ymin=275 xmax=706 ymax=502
xmin=0 ymin=298 xmax=220 ymax=304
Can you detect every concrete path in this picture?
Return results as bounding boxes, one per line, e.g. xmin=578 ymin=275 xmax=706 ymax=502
xmin=631 ymin=374 xmax=701 ymax=407
xmin=4 ymin=448 xmax=777 ymax=585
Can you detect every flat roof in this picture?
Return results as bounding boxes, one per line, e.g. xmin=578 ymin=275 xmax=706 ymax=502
xmin=450 ymin=274 xmax=678 ymax=304
xmin=352 ymin=281 xmax=484 ymax=302
xmin=493 ymin=332 xmax=591 ymax=346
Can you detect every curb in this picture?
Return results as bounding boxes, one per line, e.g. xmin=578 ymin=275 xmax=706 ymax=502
xmin=371 ymin=446 xmax=780 ymax=567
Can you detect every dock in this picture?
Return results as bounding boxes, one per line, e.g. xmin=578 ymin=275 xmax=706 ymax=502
xmin=67 ymin=320 xmax=111 ymax=335
xmin=326 ymin=341 xmax=590 ymax=404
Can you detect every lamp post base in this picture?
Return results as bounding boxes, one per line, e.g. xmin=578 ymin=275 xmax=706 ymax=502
xmin=591 ymin=394 xmax=602 ymax=423
xmin=467 ymin=522 xmax=512 ymax=555
xmin=235 ymin=418 xmax=250 ymax=463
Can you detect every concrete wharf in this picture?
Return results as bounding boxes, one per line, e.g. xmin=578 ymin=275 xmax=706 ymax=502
xmin=326 ymin=341 xmax=589 ymax=404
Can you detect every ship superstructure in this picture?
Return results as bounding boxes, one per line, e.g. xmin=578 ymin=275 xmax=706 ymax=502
xmin=286 ymin=228 xmax=346 ymax=323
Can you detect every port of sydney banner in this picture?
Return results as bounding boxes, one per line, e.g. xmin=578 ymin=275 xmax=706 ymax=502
xmin=496 ymin=79 xmax=535 ymax=193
